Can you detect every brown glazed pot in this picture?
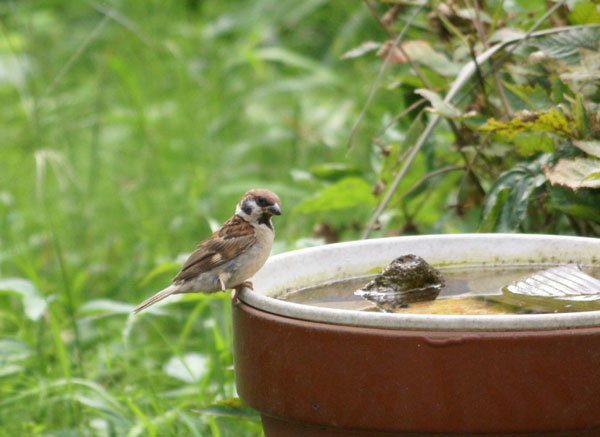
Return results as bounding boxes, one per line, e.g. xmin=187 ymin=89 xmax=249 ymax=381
xmin=232 ymin=235 xmax=600 ymax=436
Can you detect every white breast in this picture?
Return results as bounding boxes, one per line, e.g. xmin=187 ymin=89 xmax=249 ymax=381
xmin=225 ymin=223 xmax=274 ymax=288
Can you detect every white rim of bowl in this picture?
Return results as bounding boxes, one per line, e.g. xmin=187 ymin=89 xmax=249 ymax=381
xmin=238 ymin=234 xmax=600 ymax=331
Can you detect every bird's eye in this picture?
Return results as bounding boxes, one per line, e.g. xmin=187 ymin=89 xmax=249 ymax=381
xmin=256 ymin=196 xmax=267 ymax=207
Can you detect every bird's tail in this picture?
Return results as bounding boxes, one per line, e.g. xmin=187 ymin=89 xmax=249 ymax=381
xmin=133 ymin=284 xmax=180 ymax=314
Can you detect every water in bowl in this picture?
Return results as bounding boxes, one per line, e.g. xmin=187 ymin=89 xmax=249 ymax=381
xmin=277 ymin=264 xmax=600 ymax=315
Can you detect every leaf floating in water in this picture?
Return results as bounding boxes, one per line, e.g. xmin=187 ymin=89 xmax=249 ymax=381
xmin=502 ymin=265 xmax=600 ymax=312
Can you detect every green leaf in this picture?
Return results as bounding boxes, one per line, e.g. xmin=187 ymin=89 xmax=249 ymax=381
xmin=514 ymin=0 xmax=546 ymax=12
xmin=402 ymin=41 xmax=461 ymax=77
xmin=456 ymin=8 xmax=492 ymax=23
xmin=0 ymin=339 xmax=31 ymax=362
xmin=0 ymin=364 xmax=23 ymax=378
xmin=255 ymin=47 xmax=330 ymax=74
xmin=192 ymin=398 xmax=260 ymax=421
xmin=543 ymin=157 xmax=600 ymax=189
xmin=573 ymin=93 xmax=589 ymax=138
xmin=163 ymin=353 xmax=208 ymax=384
xmin=377 ymin=40 xmax=461 ymax=77
xmin=0 ymin=339 xmax=31 ymax=378
xmin=547 ymin=185 xmax=600 ymax=222
xmin=550 ymin=76 xmax=574 ymax=104
xmin=568 ymin=1 xmax=600 ymax=25
xmin=79 ymin=299 xmax=137 ymax=315
xmin=0 ymin=278 xmax=47 ymax=321
xmin=530 ymin=27 xmax=600 ymax=65
xmin=340 ymin=41 xmax=381 ymax=59
xmin=415 ymin=89 xmax=475 ymax=120
xmin=309 ymin=163 xmax=362 ymax=181
xmin=292 ymin=177 xmax=375 ymax=215
xmin=480 ymin=108 xmax=574 ymax=139
xmin=514 ymin=133 xmax=554 ymax=156
xmin=559 ymin=49 xmax=600 ymax=84
xmin=480 ymin=154 xmax=550 ymax=231
xmin=139 ymin=261 xmax=180 ymax=287
xmin=380 ymin=114 xmax=424 ymax=184
xmin=573 ymin=140 xmax=600 ymax=158
xmin=502 ymin=82 xmax=553 ymax=111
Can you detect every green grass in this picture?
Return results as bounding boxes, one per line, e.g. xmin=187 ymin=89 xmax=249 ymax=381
xmin=0 ymin=1 xmax=391 ymax=435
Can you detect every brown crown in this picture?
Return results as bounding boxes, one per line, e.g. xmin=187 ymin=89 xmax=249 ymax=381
xmin=242 ymin=189 xmax=280 ymax=205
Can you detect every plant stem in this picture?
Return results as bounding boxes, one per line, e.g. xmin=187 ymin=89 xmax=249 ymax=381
xmin=361 ymin=21 xmax=596 ymax=238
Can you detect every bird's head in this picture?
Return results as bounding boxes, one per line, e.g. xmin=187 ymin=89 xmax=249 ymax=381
xmin=235 ymin=189 xmax=281 ymax=229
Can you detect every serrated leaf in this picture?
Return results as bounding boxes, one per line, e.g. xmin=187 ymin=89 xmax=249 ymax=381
xmin=292 ymin=177 xmax=375 ymax=215
xmin=543 ymin=157 xmax=600 ymax=189
xmin=340 ymin=41 xmax=381 ymax=59
xmin=480 ymin=108 xmax=574 ymax=139
xmin=415 ymin=89 xmax=475 ymax=120
xmin=573 ymin=140 xmax=600 ymax=158
xmin=560 ymin=49 xmax=600 ymax=84
xmin=530 ymin=27 xmax=600 ymax=65
xmin=192 ymin=398 xmax=260 ymax=421
xmin=503 ymin=82 xmax=553 ymax=111
xmin=0 ymin=278 xmax=47 ymax=321
xmin=480 ymin=154 xmax=550 ymax=231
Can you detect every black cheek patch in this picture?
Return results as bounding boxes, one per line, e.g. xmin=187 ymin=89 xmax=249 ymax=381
xmin=242 ymin=200 xmax=253 ymax=215
xmin=258 ymin=213 xmax=273 ymax=230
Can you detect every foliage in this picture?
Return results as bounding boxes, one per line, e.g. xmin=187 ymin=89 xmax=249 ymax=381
xmin=480 ymin=154 xmax=550 ymax=232
xmin=479 ymin=108 xmax=574 ymax=139
xmin=0 ymin=1 xmax=381 ymax=435
xmin=1 ymin=0 xmax=600 ymax=436
xmin=334 ymin=0 xmax=600 ymax=237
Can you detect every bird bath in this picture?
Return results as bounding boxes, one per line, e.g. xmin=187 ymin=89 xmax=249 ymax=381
xmin=232 ymin=234 xmax=600 ymax=436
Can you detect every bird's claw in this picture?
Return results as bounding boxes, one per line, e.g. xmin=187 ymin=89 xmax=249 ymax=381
xmin=233 ymin=281 xmax=253 ymax=292
xmin=231 ymin=281 xmax=253 ymax=301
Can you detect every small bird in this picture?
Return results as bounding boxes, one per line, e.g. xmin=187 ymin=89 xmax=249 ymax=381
xmin=133 ymin=189 xmax=281 ymax=313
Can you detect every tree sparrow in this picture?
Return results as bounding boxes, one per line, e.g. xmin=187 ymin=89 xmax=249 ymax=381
xmin=133 ymin=189 xmax=281 ymax=313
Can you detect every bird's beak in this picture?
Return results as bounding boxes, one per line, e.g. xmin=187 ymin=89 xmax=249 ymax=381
xmin=268 ymin=203 xmax=282 ymax=216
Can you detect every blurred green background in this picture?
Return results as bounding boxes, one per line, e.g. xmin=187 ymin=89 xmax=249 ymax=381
xmin=0 ymin=1 xmax=389 ymax=435
xmin=1 ymin=0 xmax=599 ymax=435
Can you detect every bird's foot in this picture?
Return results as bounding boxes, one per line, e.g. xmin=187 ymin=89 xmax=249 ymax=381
xmin=231 ymin=281 xmax=253 ymax=301
xmin=233 ymin=281 xmax=253 ymax=292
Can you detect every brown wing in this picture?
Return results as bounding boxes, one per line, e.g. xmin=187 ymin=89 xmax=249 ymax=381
xmin=173 ymin=215 xmax=256 ymax=283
